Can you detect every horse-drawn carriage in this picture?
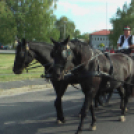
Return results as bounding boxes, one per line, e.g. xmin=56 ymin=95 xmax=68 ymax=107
xmin=13 ymin=37 xmax=134 ymax=134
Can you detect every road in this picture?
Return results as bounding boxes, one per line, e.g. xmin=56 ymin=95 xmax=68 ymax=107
xmin=0 ymin=86 xmax=134 ymax=134
xmin=0 ymin=78 xmax=48 ymax=90
xmin=0 ymin=50 xmax=15 ymax=54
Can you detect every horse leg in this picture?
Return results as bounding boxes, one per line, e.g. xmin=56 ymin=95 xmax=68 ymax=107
xmin=105 ymin=91 xmax=113 ymax=104
xmin=75 ymin=89 xmax=96 ymax=134
xmin=94 ymin=93 xmax=100 ymax=108
xmin=90 ymin=103 xmax=96 ymax=130
xmin=53 ymin=81 xmax=68 ymax=124
xmin=120 ymin=86 xmax=131 ymax=122
xmin=117 ymin=87 xmax=125 ymax=110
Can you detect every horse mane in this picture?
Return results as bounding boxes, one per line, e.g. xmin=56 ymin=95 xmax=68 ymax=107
xmin=28 ymin=41 xmax=53 ymax=48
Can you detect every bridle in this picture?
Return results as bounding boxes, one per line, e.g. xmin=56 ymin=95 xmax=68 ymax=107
xmin=19 ymin=42 xmax=53 ymax=73
xmin=53 ymin=45 xmax=73 ymax=69
xmin=55 ymin=46 xmax=103 ymax=74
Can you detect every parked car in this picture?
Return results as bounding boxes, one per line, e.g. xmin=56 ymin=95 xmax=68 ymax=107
xmin=2 ymin=45 xmax=9 ymax=50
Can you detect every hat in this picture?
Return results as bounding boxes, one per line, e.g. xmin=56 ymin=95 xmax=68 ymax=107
xmin=123 ymin=25 xmax=131 ymax=31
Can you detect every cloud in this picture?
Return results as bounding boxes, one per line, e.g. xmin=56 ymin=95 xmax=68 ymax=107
xmin=57 ymin=1 xmax=91 ymax=16
xmin=55 ymin=0 xmax=131 ymax=33
xmin=66 ymin=0 xmax=130 ymax=4
xmin=56 ymin=1 xmax=131 ymax=17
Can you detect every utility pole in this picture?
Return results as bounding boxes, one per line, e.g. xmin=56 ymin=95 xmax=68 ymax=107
xmin=106 ymin=2 xmax=108 ymax=50
xmin=63 ymin=21 xmax=67 ymax=39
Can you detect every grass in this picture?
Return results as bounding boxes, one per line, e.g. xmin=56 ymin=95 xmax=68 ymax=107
xmin=0 ymin=53 xmax=44 ymax=82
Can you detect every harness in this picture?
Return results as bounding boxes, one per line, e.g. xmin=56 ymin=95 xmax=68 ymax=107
xmin=104 ymin=53 xmax=113 ymax=75
xmin=58 ymin=47 xmax=134 ymax=86
xmin=20 ymin=42 xmax=53 ymax=77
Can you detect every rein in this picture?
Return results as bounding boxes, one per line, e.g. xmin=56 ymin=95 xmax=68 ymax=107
xmin=63 ymin=50 xmax=134 ymax=86
xmin=70 ymin=51 xmax=107 ymax=73
xmin=21 ymin=43 xmax=53 ymax=73
xmin=26 ymin=62 xmax=52 ymax=71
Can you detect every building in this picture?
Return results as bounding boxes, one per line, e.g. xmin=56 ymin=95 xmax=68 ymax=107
xmin=89 ymin=29 xmax=110 ymax=50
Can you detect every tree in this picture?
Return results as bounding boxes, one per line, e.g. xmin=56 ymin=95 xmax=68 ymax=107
xmin=55 ymin=16 xmax=76 ymax=40
xmin=99 ymin=43 xmax=105 ymax=49
xmin=74 ymin=29 xmax=81 ymax=38
xmin=0 ymin=1 xmax=17 ymax=44
xmin=76 ymin=33 xmax=90 ymax=43
xmin=0 ymin=0 xmax=59 ymax=44
xmin=109 ymin=2 xmax=134 ymax=48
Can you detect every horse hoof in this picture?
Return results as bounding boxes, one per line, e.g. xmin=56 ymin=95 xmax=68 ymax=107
xmin=75 ymin=131 xmax=81 ymax=134
xmin=57 ymin=119 xmax=65 ymax=124
xmin=125 ymin=108 xmax=128 ymax=112
xmin=119 ymin=116 xmax=126 ymax=122
xmin=90 ymin=125 xmax=96 ymax=131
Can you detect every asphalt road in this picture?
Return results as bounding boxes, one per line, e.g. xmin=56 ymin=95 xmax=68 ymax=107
xmin=0 ymin=78 xmax=47 ymax=90
xmin=0 ymin=50 xmax=15 ymax=54
xmin=0 ymin=86 xmax=134 ymax=134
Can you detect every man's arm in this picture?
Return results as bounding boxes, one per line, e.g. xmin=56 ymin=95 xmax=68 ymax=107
xmin=129 ymin=35 xmax=134 ymax=49
xmin=129 ymin=45 xmax=134 ymax=49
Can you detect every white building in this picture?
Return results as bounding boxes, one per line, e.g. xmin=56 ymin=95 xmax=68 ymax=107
xmin=89 ymin=29 xmax=110 ymax=50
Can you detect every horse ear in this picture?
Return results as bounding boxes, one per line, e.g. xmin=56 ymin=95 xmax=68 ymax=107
xmin=50 ymin=38 xmax=57 ymax=45
xmin=64 ymin=35 xmax=70 ymax=44
xmin=21 ymin=38 xmax=26 ymax=46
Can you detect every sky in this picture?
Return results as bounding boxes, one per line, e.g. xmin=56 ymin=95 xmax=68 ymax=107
xmin=54 ymin=0 xmax=132 ymax=34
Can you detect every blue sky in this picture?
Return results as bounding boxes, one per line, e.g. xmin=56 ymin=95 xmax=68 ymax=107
xmin=54 ymin=0 xmax=131 ymax=34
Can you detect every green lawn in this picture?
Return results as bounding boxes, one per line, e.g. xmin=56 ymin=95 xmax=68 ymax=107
xmin=0 ymin=54 xmax=44 ymax=81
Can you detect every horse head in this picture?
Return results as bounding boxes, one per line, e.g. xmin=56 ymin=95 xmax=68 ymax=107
xmin=50 ymin=35 xmax=75 ymax=80
xmin=13 ymin=38 xmax=34 ymax=74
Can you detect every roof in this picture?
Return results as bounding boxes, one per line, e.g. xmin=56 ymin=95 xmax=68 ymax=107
xmin=90 ymin=29 xmax=110 ymax=35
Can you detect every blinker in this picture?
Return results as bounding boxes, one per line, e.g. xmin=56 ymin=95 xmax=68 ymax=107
xmin=26 ymin=43 xmax=29 ymax=51
xmin=61 ymin=49 xmax=72 ymax=59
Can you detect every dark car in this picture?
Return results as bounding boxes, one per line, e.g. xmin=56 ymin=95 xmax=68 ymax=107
xmin=2 ymin=45 xmax=8 ymax=50
xmin=0 ymin=43 xmax=3 ymax=49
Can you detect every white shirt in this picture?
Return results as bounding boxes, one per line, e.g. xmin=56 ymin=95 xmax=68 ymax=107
xmin=117 ymin=35 xmax=134 ymax=48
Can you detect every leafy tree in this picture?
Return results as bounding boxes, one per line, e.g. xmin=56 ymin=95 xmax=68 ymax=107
xmin=109 ymin=1 xmax=134 ymax=48
xmin=99 ymin=43 xmax=105 ymax=49
xmin=74 ymin=29 xmax=81 ymax=38
xmin=55 ymin=16 xmax=75 ymax=40
xmin=76 ymin=32 xmax=90 ymax=43
xmin=0 ymin=1 xmax=17 ymax=44
xmin=0 ymin=0 xmax=59 ymax=45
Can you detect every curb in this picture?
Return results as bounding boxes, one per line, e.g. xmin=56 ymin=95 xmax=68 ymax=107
xmin=0 ymin=83 xmax=53 ymax=97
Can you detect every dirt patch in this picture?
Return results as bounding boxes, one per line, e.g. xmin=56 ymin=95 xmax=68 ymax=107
xmin=0 ymin=84 xmax=53 ymax=97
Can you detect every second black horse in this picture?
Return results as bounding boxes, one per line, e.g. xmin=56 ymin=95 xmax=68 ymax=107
xmin=50 ymin=36 xmax=134 ymax=134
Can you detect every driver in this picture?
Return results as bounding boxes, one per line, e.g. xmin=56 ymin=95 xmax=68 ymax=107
xmin=117 ymin=25 xmax=134 ymax=55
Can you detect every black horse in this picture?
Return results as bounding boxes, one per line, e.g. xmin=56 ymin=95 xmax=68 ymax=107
xmin=50 ymin=36 xmax=134 ymax=134
xmin=13 ymin=38 xmax=88 ymax=124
